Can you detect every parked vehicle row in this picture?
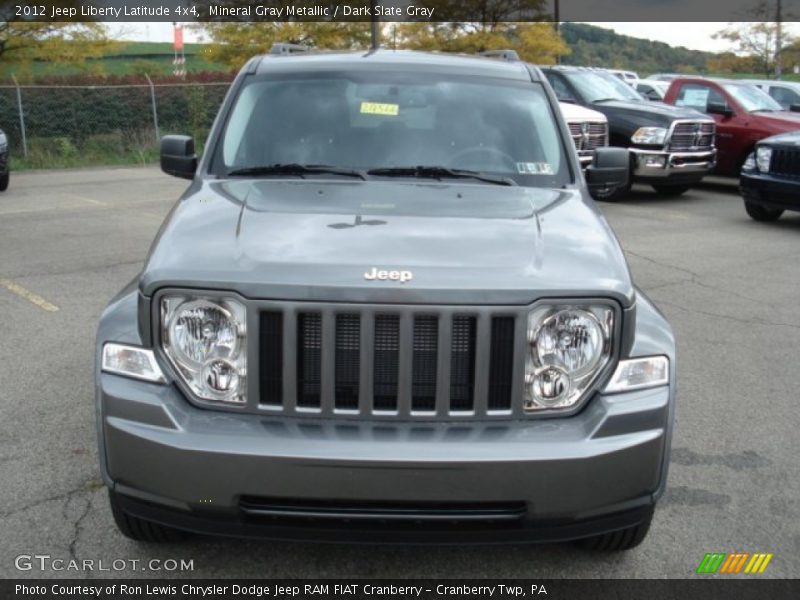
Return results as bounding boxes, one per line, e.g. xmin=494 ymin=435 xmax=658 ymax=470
xmin=547 ymin=66 xmax=800 ymax=219
xmin=543 ymin=66 xmax=716 ymax=199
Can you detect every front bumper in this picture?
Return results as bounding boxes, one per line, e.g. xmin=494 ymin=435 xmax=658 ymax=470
xmin=99 ymin=372 xmax=671 ymax=543
xmin=740 ymin=171 xmax=800 ymax=212
xmin=630 ymin=148 xmax=716 ymax=183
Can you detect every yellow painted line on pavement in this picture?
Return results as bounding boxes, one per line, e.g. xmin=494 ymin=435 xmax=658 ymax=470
xmin=70 ymin=194 xmax=108 ymax=207
xmin=0 ymin=278 xmax=59 ymax=312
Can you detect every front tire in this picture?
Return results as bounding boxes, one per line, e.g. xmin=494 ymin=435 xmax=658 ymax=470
xmin=575 ymin=513 xmax=652 ymax=551
xmin=109 ymin=490 xmax=189 ymax=543
xmin=651 ymin=183 xmax=690 ymax=196
xmin=744 ymin=201 xmax=783 ymax=222
xmin=0 ymin=172 xmax=8 ymax=192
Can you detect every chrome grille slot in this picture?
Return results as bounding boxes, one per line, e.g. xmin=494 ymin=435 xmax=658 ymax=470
xmin=259 ymin=312 xmax=283 ymax=406
xmin=334 ymin=314 xmax=360 ymax=410
xmin=488 ymin=317 xmax=515 ymax=410
xmin=567 ymin=121 xmax=608 ymax=154
xmin=411 ymin=316 xmax=438 ymax=412
xmin=297 ymin=313 xmax=322 ymax=408
xmin=373 ymin=314 xmax=400 ymax=411
xmin=449 ymin=316 xmax=477 ymax=411
xmin=770 ymin=148 xmax=800 ymax=178
xmin=668 ymin=121 xmax=715 ymax=151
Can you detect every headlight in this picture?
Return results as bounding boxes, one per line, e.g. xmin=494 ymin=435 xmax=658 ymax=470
xmin=525 ymin=306 xmax=613 ymax=411
xmin=756 ymin=146 xmax=772 ymax=173
xmin=631 ymin=127 xmax=667 ymax=146
xmin=162 ymin=296 xmax=247 ymax=404
xmin=742 ymin=153 xmax=756 ymax=172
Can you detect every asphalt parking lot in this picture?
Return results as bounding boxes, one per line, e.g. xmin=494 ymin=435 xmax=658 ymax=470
xmin=0 ymin=166 xmax=798 ymax=579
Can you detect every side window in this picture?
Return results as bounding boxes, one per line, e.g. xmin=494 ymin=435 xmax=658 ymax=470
xmin=546 ymin=73 xmax=576 ymax=102
xmin=675 ymin=83 xmax=726 ymax=113
xmin=638 ymin=84 xmax=659 ymax=101
xmin=769 ymin=86 xmax=800 ymax=108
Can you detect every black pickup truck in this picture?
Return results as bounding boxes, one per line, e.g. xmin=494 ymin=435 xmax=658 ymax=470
xmin=541 ymin=67 xmax=716 ymax=200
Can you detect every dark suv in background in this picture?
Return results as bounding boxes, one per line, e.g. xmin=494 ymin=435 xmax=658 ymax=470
xmin=541 ymin=66 xmax=716 ymax=200
xmin=0 ymin=128 xmax=9 ymax=191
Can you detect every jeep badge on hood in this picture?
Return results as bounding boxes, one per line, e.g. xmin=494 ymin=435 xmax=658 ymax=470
xmin=364 ymin=268 xmax=413 ymax=283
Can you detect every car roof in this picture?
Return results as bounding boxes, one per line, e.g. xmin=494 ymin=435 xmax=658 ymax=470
xmin=742 ymin=78 xmax=800 ymax=88
xmin=253 ymin=49 xmax=537 ymax=82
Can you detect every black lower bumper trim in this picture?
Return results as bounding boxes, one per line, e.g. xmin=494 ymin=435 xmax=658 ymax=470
xmin=115 ymin=492 xmax=655 ymax=545
xmin=740 ymin=172 xmax=800 ymax=211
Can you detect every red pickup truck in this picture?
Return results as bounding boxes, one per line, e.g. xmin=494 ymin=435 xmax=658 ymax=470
xmin=663 ymin=78 xmax=800 ymax=176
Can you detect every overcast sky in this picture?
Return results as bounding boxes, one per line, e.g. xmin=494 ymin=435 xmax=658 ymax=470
xmin=106 ymin=22 xmax=797 ymax=54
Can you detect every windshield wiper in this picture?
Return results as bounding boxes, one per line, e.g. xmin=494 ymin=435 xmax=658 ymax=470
xmin=227 ymin=163 xmax=366 ymax=180
xmin=367 ymin=166 xmax=516 ymax=186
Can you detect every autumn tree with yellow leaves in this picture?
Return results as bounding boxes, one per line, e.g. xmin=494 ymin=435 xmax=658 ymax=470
xmin=0 ymin=3 xmax=109 ymax=70
xmin=195 ymin=1 xmax=567 ymax=68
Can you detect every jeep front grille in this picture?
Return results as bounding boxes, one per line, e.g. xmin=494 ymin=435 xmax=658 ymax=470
xmin=769 ymin=148 xmax=800 ymax=178
xmin=567 ymin=121 xmax=608 ymax=154
xmin=667 ymin=121 xmax=715 ymax=152
xmin=258 ymin=306 xmax=522 ymax=419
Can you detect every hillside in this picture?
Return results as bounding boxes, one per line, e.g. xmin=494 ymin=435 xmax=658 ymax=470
xmin=559 ymin=23 xmax=712 ymax=75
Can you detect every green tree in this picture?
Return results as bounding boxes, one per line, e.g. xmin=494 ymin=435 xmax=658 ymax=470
xmin=396 ymin=22 xmax=569 ymax=64
xmin=196 ymin=22 xmax=371 ymax=68
xmin=713 ymin=1 xmax=796 ymax=78
xmin=0 ymin=1 xmax=109 ymax=66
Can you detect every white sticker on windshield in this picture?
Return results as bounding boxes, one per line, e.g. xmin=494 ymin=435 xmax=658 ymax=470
xmin=517 ymin=162 xmax=553 ymax=175
xmin=678 ymin=88 xmax=709 ymax=109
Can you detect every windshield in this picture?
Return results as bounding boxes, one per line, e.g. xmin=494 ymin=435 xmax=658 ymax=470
xmin=723 ymin=83 xmax=783 ymax=112
xmin=564 ymin=71 xmax=643 ymax=103
xmin=213 ymin=72 xmax=569 ymax=187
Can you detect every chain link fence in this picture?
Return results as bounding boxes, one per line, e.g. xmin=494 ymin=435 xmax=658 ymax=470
xmin=0 ymin=79 xmax=233 ymax=169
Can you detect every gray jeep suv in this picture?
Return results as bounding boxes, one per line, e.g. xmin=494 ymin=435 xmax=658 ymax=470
xmin=96 ymin=47 xmax=675 ymax=550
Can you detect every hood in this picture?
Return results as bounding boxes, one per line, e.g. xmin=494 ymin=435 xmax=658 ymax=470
xmin=759 ymin=128 xmax=800 ymax=147
xmin=752 ymin=111 xmax=800 ymax=132
xmin=590 ymin=99 xmax=708 ymax=132
xmin=559 ymin=102 xmax=607 ymax=122
xmin=141 ymin=180 xmax=634 ymax=306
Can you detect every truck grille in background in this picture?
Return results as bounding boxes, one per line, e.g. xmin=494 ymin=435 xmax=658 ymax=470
xmin=258 ymin=308 xmax=519 ymax=418
xmin=769 ymin=148 xmax=800 ymax=178
xmin=567 ymin=121 xmax=608 ymax=153
xmin=667 ymin=121 xmax=715 ymax=151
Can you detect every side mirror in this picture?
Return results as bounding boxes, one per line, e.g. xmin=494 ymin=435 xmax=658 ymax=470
xmin=160 ymin=135 xmax=197 ymax=180
xmin=707 ymin=102 xmax=733 ymax=117
xmin=790 ymin=104 xmax=800 ymax=113
xmin=585 ymin=147 xmax=630 ymax=196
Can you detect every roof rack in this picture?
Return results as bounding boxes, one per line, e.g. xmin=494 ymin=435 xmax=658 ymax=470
xmin=269 ymin=43 xmax=310 ymax=56
xmin=479 ymin=49 xmax=520 ymax=62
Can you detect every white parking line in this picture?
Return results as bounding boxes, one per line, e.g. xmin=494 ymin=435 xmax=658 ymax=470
xmin=0 ymin=278 xmax=59 ymax=312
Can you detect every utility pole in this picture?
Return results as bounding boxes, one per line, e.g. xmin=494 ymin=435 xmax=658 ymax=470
xmin=370 ymin=0 xmax=380 ymax=50
xmin=554 ymin=0 xmax=561 ymax=65
xmin=554 ymin=0 xmax=560 ymax=32
xmin=775 ymin=0 xmax=783 ymax=79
